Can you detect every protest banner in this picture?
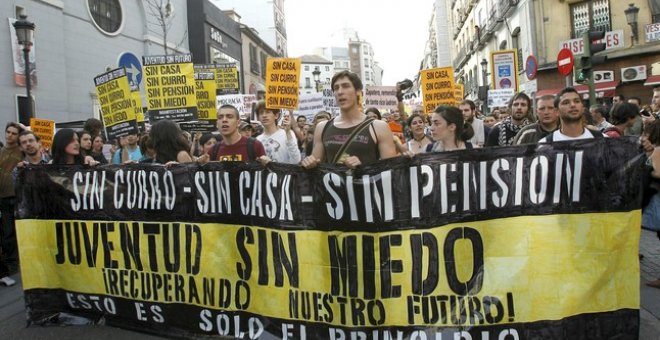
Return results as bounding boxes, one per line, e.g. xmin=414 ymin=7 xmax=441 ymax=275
xmin=488 ymin=89 xmax=516 ymax=108
xmin=420 ymin=67 xmax=455 ymax=113
xmin=16 ymin=138 xmax=643 ymax=339
xmin=143 ymin=54 xmax=198 ymax=123
xmin=243 ymin=94 xmax=257 ymax=120
xmin=216 ymin=94 xmax=257 ymax=120
xmin=179 ymin=72 xmax=218 ymax=133
xmin=29 ymin=118 xmax=54 ymax=150
xmin=364 ymin=86 xmax=398 ymax=110
xmin=94 ymin=68 xmax=139 ymax=140
xmin=321 ymin=85 xmax=339 ymax=116
xmin=195 ymin=63 xmax=240 ymax=96
xmin=293 ymin=93 xmax=324 ymax=121
xmin=265 ymin=58 xmax=301 ymax=110
xmin=130 ymin=90 xmax=145 ymax=133
xmin=216 ymin=63 xmax=240 ymax=95
xmin=454 ymin=84 xmax=464 ymax=105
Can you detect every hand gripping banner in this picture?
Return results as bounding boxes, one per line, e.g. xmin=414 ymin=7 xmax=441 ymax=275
xmin=15 ymin=138 xmax=644 ymax=339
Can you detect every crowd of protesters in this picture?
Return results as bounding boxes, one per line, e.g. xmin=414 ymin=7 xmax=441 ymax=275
xmin=1 ymin=71 xmax=660 ymax=288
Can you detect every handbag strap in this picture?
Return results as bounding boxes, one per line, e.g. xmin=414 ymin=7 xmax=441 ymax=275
xmin=331 ymin=118 xmax=375 ymax=164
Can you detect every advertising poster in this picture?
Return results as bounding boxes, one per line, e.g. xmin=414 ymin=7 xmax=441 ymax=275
xmin=491 ymin=50 xmax=519 ymax=90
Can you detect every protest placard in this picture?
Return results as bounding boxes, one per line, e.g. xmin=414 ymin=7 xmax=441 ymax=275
xmin=364 ymin=86 xmax=398 ymax=110
xmin=488 ymin=88 xmax=516 ymax=108
xmin=29 ymin=118 xmax=54 ymax=150
xmin=265 ymin=58 xmax=301 ymax=110
xmin=293 ymin=93 xmax=324 ymax=121
xmin=130 ymin=90 xmax=145 ymax=133
xmin=143 ymin=54 xmax=198 ymax=123
xmin=321 ymin=85 xmax=340 ymax=116
xmin=180 ymin=72 xmax=218 ymax=133
xmin=93 ymin=67 xmax=139 ymax=140
xmin=454 ymin=84 xmax=464 ymax=105
xmin=420 ymin=67 xmax=455 ymax=113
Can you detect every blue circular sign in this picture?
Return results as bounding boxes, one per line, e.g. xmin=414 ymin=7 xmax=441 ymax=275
xmin=118 ymin=52 xmax=143 ymax=88
xmin=525 ymin=55 xmax=538 ymax=81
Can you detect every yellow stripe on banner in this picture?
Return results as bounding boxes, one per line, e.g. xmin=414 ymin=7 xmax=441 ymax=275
xmin=16 ymin=211 xmax=640 ymax=327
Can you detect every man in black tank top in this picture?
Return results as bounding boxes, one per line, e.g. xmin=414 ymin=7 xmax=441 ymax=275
xmin=301 ymin=71 xmax=397 ymax=169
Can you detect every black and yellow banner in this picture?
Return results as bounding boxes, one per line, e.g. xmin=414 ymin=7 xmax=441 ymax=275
xmin=94 ymin=68 xmax=139 ymax=140
xmin=194 ymin=63 xmax=240 ymax=96
xmin=16 ymin=138 xmax=644 ymax=338
xmin=143 ymin=54 xmax=198 ymax=123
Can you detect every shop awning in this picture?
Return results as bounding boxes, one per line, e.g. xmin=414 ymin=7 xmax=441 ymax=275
xmin=534 ymin=81 xmax=619 ymax=98
xmin=644 ymin=75 xmax=660 ymax=86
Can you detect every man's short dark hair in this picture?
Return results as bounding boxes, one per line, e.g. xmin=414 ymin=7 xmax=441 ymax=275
xmin=554 ymin=87 xmax=580 ymax=108
xmin=5 ymin=122 xmax=24 ymax=133
xmin=331 ymin=70 xmax=363 ymax=92
xmin=218 ymin=104 xmax=240 ymax=118
xmin=614 ymin=94 xmax=625 ymax=101
xmin=508 ymin=92 xmax=531 ymax=109
xmin=18 ymin=130 xmax=40 ymax=142
xmin=610 ymin=102 xmax=638 ymax=125
xmin=628 ymin=96 xmax=642 ymax=106
xmin=296 ymin=116 xmax=306 ymax=122
xmin=460 ymin=100 xmax=476 ymax=111
xmin=536 ymin=95 xmax=556 ymax=104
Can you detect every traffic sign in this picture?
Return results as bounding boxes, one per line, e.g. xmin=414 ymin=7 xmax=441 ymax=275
xmin=118 ymin=52 xmax=143 ymax=88
xmin=557 ymin=48 xmax=574 ymax=77
xmin=525 ymin=55 xmax=538 ymax=80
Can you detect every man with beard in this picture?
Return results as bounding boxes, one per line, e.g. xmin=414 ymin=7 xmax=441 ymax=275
xmin=513 ymin=95 xmax=559 ymax=144
xmin=13 ymin=131 xmax=50 ymax=178
xmin=459 ymin=100 xmax=488 ymax=147
xmin=539 ymin=87 xmax=603 ymax=142
xmin=486 ymin=92 xmax=533 ymax=146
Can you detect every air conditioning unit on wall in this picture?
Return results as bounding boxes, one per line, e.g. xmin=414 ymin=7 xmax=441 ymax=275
xmin=621 ymin=65 xmax=647 ymax=82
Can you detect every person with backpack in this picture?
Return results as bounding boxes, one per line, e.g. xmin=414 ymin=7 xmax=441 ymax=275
xmin=539 ymin=87 xmax=604 ymax=142
xmin=204 ymin=104 xmax=266 ymax=162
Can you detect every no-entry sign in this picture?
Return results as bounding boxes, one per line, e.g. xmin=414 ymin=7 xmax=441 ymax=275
xmin=557 ymin=48 xmax=574 ymax=77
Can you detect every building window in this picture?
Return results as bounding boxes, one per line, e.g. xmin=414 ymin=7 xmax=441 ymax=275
xmin=512 ymin=31 xmax=522 ymax=73
xmin=305 ymin=77 xmax=311 ymax=88
xmin=304 ymin=65 xmax=309 ymax=71
xmin=570 ymin=0 xmax=610 ymax=39
xmin=364 ymin=58 xmax=369 ymax=68
xmin=249 ymin=44 xmax=259 ymax=75
xmin=325 ymin=66 xmax=330 ymax=71
xmin=335 ymin=61 xmax=341 ymax=68
xmin=365 ymin=73 xmax=370 ymax=81
xmin=87 ymin=0 xmax=123 ymax=35
xmin=260 ymin=52 xmax=267 ymax=79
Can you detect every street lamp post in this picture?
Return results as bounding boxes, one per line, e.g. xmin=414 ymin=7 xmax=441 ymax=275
xmin=624 ymin=3 xmax=640 ymax=45
xmin=479 ymin=58 xmax=489 ymax=114
xmin=13 ymin=15 xmax=36 ymax=123
xmin=312 ymin=68 xmax=321 ymax=93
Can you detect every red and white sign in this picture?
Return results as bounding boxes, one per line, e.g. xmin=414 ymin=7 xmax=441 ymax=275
xmin=559 ymin=29 xmax=624 ymax=55
xmin=557 ymin=48 xmax=574 ymax=77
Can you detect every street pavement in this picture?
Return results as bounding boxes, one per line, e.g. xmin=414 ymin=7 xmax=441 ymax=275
xmin=2 ymin=229 xmax=660 ymax=339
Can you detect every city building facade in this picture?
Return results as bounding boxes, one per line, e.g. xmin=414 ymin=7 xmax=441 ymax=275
xmin=298 ymin=55 xmax=334 ymax=95
xmin=240 ymin=24 xmax=280 ymax=99
xmin=0 ymin=0 xmax=189 ymax=129
xmin=211 ymin=0 xmax=288 ymax=57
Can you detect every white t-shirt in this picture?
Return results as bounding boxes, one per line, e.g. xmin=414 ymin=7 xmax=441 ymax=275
xmin=538 ymin=129 xmax=597 ymax=143
xmin=257 ymin=129 xmax=301 ymax=164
